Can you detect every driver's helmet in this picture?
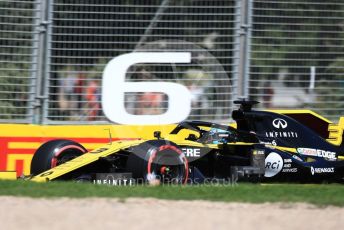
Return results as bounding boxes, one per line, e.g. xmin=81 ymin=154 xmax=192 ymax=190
xmin=207 ymin=128 xmax=230 ymax=144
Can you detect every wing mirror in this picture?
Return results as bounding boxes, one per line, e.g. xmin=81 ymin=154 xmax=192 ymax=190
xmin=154 ymin=131 xmax=162 ymax=140
xmin=186 ymin=134 xmax=197 ymax=141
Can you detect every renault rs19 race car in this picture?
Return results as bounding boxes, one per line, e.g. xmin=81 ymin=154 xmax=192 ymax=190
xmin=28 ymin=100 xmax=344 ymax=184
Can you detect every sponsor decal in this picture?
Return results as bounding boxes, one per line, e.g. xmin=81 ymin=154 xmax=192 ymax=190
xmin=90 ymin=148 xmax=109 ymax=154
xmin=265 ymin=131 xmax=298 ymax=138
xmin=292 ymin=155 xmax=303 ymax=161
xmin=264 ymin=152 xmax=283 ymax=177
xmin=281 ymin=158 xmax=297 ymax=173
xmin=310 ymin=166 xmax=334 ymax=175
xmin=297 ymin=148 xmax=336 ymax=160
xmin=93 ymin=179 xmax=134 ymax=186
xmin=259 ymin=140 xmax=277 ymax=146
xmin=282 ymin=168 xmax=297 ymax=173
xmin=265 ymin=118 xmax=299 ymax=139
xmin=272 ymin=118 xmax=288 ymax=129
xmin=182 ymin=148 xmax=201 ymax=157
xmin=39 ymin=171 xmax=54 ymax=177
xmin=93 ymin=173 xmax=135 ymax=186
xmin=252 ymin=149 xmax=265 ymax=155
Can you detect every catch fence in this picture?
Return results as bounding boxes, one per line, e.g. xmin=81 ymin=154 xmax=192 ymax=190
xmin=0 ymin=0 xmax=343 ymax=124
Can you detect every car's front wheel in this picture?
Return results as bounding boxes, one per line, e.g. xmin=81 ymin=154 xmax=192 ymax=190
xmin=30 ymin=139 xmax=87 ymax=176
xmin=126 ymin=140 xmax=189 ymax=184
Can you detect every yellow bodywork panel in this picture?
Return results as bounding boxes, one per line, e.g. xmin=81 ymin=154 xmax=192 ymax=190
xmin=272 ymin=146 xmax=297 ymax=154
xmin=30 ymin=137 xmax=262 ymax=182
xmin=327 ymin=117 xmax=344 ymax=146
xmin=31 ymin=140 xmax=145 ymax=182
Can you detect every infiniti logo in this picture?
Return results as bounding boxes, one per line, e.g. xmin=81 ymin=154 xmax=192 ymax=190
xmin=272 ymin=118 xmax=288 ymax=129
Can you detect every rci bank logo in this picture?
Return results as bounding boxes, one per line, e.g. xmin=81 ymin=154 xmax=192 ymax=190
xmin=264 ymin=152 xmax=283 ymax=177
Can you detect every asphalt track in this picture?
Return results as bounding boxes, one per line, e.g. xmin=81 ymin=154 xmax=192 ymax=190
xmin=0 ymin=196 xmax=343 ymax=230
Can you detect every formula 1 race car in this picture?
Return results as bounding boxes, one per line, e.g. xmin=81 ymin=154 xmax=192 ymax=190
xmin=29 ymin=100 xmax=344 ymax=184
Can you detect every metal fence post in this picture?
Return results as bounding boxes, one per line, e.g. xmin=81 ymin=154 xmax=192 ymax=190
xmin=235 ymin=0 xmax=252 ymax=99
xmin=29 ymin=0 xmax=41 ymax=123
xmin=32 ymin=0 xmax=50 ymax=124
xmin=244 ymin=0 xmax=253 ymax=98
xmin=233 ymin=0 xmax=241 ymax=100
xmin=42 ymin=0 xmax=53 ymax=124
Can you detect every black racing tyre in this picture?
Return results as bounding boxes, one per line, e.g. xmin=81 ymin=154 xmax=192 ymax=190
xmin=30 ymin=139 xmax=87 ymax=176
xmin=126 ymin=140 xmax=188 ymax=184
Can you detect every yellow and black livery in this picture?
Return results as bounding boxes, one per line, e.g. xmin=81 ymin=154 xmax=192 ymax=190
xmin=29 ymin=100 xmax=344 ymax=184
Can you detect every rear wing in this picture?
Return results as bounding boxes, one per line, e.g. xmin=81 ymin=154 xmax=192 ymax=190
xmin=327 ymin=117 xmax=344 ymax=146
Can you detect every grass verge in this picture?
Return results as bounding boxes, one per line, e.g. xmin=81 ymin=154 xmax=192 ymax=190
xmin=1 ymin=180 xmax=344 ymax=206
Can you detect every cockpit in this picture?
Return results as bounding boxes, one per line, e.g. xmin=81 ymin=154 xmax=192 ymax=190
xmin=169 ymin=121 xmax=258 ymax=144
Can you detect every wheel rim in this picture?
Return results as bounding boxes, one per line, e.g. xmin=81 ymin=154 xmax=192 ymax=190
xmin=51 ymin=145 xmax=86 ymax=168
xmin=146 ymin=145 xmax=188 ymax=184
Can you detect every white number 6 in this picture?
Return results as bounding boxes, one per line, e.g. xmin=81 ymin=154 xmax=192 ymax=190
xmin=102 ymin=52 xmax=192 ymax=125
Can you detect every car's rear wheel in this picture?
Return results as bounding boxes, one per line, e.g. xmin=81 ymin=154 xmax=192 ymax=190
xmin=126 ymin=140 xmax=188 ymax=184
xmin=30 ymin=139 xmax=87 ymax=176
